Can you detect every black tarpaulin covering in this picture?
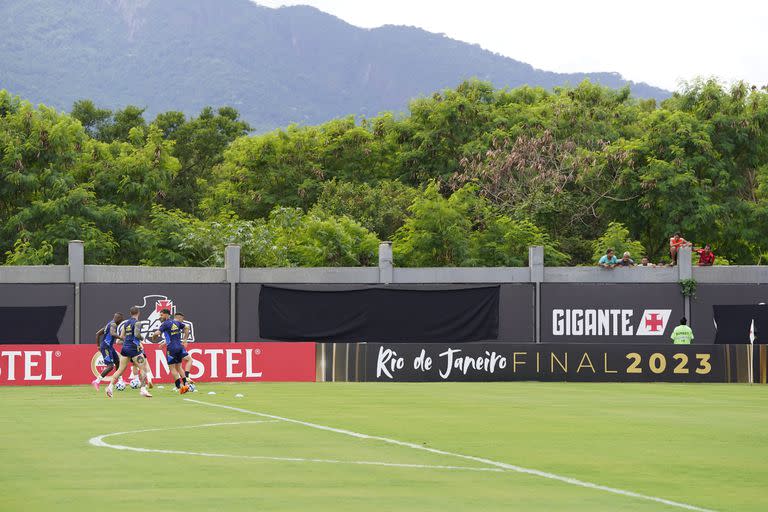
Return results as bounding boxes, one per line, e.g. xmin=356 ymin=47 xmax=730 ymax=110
xmin=259 ymin=286 xmax=499 ymax=342
xmin=713 ymin=304 xmax=768 ymax=344
xmin=0 ymin=306 xmax=66 ymax=344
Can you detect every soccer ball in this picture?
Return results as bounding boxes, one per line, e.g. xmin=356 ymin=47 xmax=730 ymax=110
xmin=115 ymin=381 xmax=127 ymax=391
xmin=130 ymin=377 xmax=141 ymax=389
xmin=188 ymin=383 xmax=196 ymax=393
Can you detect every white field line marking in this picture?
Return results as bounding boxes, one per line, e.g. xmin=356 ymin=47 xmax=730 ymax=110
xmin=185 ymin=398 xmax=716 ymax=512
xmin=88 ymin=421 xmax=502 ymax=474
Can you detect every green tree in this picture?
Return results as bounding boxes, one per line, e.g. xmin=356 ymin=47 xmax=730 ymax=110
xmin=474 ymin=216 xmax=569 ymax=266
xmin=98 ymin=105 xmax=147 ymax=142
xmin=395 ymin=80 xmax=499 ymax=184
xmin=203 ymin=126 xmax=324 ymax=218
xmin=592 ymin=222 xmax=646 ymax=263
xmin=4 ymin=238 xmax=54 ymax=265
xmin=314 ymin=179 xmax=418 ymax=240
xmin=136 ymin=206 xmax=276 ymax=267
xmin=202 ymin=116 xmax=400 ymax=220
xmin=0 ymin=92 xmax=121 ymax=263
xmin=393 ymin=183 xmax=475 ymax=266
xmin=153 ymin=107 xmax=251 ymax=214
xmin=70 ymin=100 xmax=112 ymax=139
xmin=394 ymin=183 xmax=568 ymax=267
xmin=5 ymin=79 xmax=768 ymax=268
xmin=270 ymin=207 xmax=379 ymax=267
xmin=454 ymin=130 xmax=628 ymax=263
xmin=70 ymin=102 xmax=148 ymax=143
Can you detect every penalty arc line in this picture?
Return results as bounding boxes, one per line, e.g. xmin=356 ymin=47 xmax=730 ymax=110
xmin=88 ymin=420 xmax=504 ymax=474
xmin=184 ymin=398 xmax=716 ymax=512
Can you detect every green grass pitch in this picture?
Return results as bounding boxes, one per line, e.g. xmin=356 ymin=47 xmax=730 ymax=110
xmin=1 ymin=382 xmax=766 ymax=511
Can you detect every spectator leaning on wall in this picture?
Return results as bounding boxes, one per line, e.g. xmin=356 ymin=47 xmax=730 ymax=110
xmin=669 ymin=232 xmax=692 ymax=266
xmin=695 ymin=244 xmax=715 ymax=266
xmin=670 ymin=317 xmax=694 ymax=344
xmin=598 ymin=248 xmax=619 ymax=268
xmin=617 ymin=252 xmax=635 ymax=267
xmin=639 ymin=256 xmax=655 ymax=267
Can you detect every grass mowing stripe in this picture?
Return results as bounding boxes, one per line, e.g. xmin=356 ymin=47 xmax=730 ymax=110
xmin=184 ymin=398 xmax=717 ymax=512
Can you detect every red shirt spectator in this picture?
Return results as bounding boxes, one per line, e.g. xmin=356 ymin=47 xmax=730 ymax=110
xmin=696 ymin=245 xmax=715 ymax=266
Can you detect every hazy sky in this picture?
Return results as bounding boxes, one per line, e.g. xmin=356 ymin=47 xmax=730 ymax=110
xmin=255 ymin=0 xmax=768 ymax=91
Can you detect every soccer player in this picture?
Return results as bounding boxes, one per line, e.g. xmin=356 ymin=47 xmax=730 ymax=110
xmin=92 ymin=312 xmax=124 ymax=390
xmin=106 ymin=306 xmax=152 ymax=398
xmin=175 ymin=312 xmax=196 ymax=387
xmin=122 ymin=319 xmax=153 ymax=388
xmin=152 ymin=308 xmax=190 ymax=394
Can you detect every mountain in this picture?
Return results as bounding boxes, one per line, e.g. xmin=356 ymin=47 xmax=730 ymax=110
xmin=0 ymin=0 xmax=671 ymax=131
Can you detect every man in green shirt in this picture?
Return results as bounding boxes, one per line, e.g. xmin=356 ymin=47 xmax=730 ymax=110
xmin=670 ymin=317 xmax=694 ymax=344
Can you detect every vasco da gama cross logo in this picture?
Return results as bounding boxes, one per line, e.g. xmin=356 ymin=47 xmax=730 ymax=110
xmin=124 ymin=294 xmax=196 ymax=343
xmin=552 ymin=309 xmax=672 ymax=336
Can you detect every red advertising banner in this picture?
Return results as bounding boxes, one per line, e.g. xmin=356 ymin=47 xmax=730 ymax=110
xmin=0 ymin=343 xmax=316 ymax=385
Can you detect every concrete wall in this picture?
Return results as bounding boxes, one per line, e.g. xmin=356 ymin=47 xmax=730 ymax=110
xmin=0 ymin=266 xmax=69 ymax=283
xmin=1 ymin=242 xmax=766 ymax=344
xmin=4 ymin=264 xmax=757 ymax=284
xmin=0 ymin=242 xmax=757 ymax=285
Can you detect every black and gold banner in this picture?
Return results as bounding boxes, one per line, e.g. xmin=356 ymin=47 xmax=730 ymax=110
xmin=320 ymin=343 xmax=767 ymax=383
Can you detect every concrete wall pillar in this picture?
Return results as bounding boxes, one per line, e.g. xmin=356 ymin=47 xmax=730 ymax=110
xmin=68 ymin=240 xmax=84 ymax=283
xmin=225 ymin=245 xmax=241 ymax=343
xmin=529 ymin=246 xmax=544 ymax=343
xmin=678 ymin=245 xmax=693 ymax=320
xmin=379 ymin=242 xmax=393 ymax=284
xmin=68 ymin=240 xmax=84 ymax=344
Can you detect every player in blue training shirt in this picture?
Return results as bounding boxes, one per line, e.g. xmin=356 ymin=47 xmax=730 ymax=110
xmin=175 ymin=312 xmax=196 ymax=388
xmin=152 ymin=308 xmax=191 ymax=394
xmin=106 ymin=306 xmax=152 ymax=398
xmin=92 ymin=312 xmax=124 ymax=390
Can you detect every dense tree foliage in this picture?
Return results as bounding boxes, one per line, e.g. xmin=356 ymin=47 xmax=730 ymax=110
xmin=2 ymin=79 xmax=767 ymax=267
xmin=591 ymin=222 xmax=646 ymax=263
xmin=393 ymin=183 xmax=568 ymax=267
